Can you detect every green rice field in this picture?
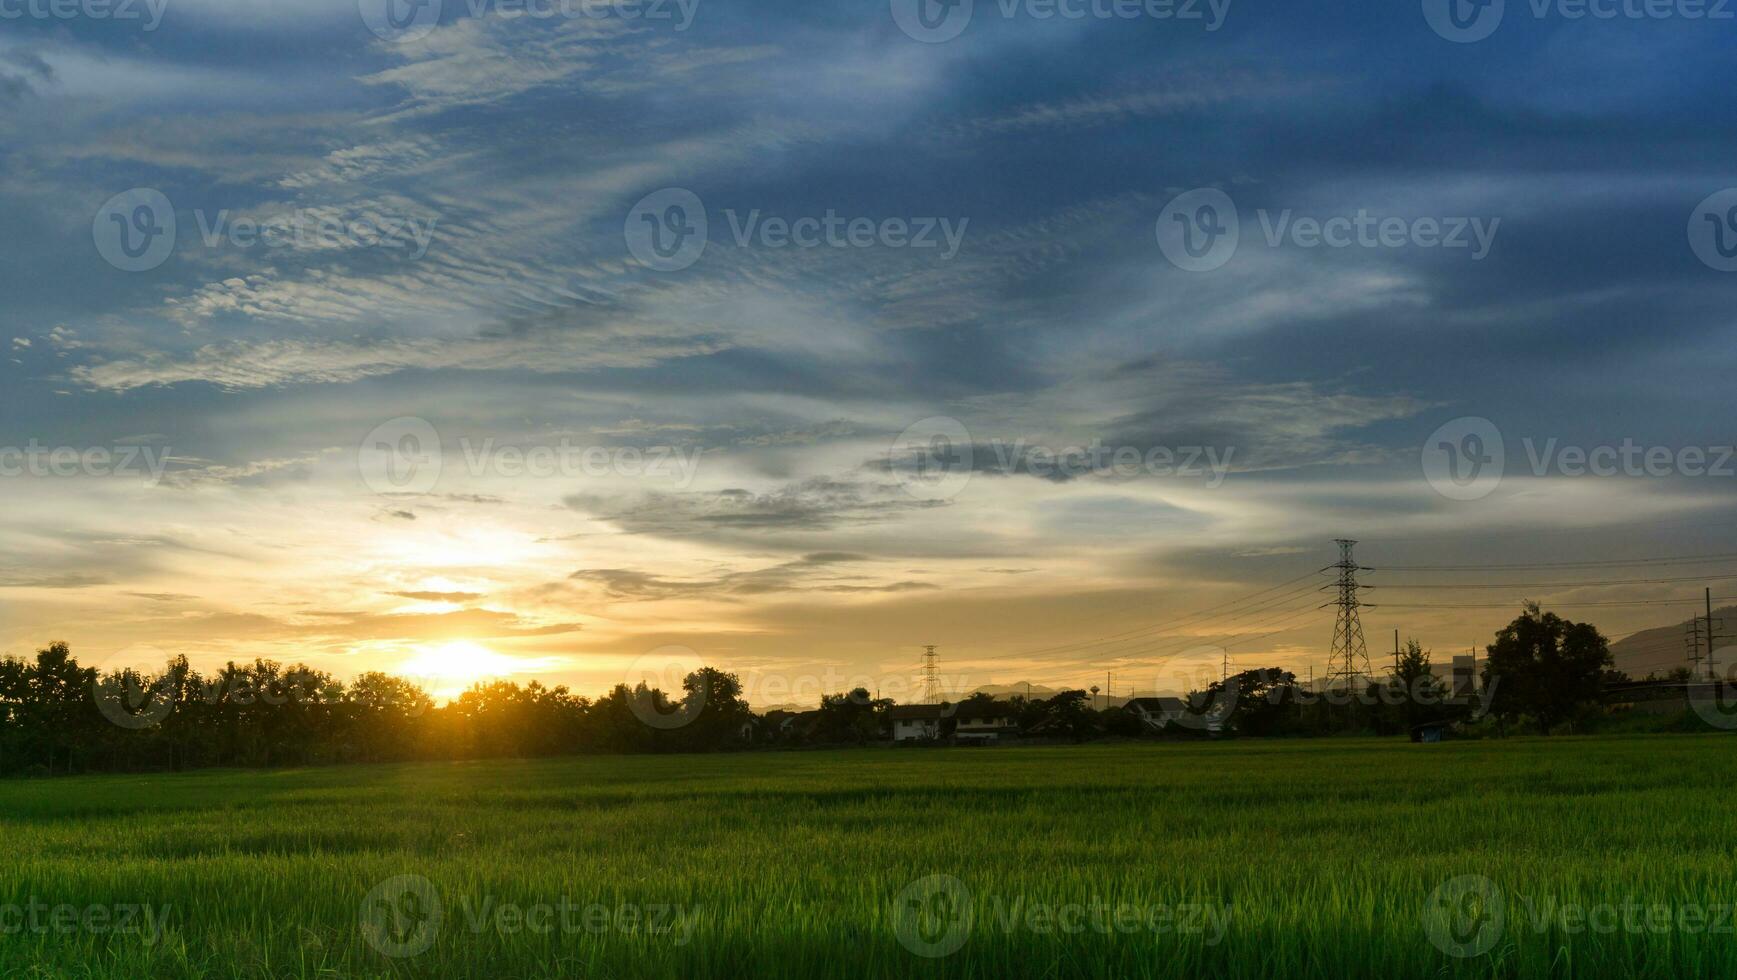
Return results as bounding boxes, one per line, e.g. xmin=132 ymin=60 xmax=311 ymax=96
xmin=4 ymin=735 xmax=1735 ymax=978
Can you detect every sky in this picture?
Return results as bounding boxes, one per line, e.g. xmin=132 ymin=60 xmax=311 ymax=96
xmin=3 ymin=0 xmax=1737 ymax=704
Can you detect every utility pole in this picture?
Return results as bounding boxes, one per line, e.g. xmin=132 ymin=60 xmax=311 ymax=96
xmin=1687 ymin=620 xmax=1706 ymax=679
xmin=1393 ymin=629 xmax=1401 ymax=676
xmin=1325 ymin=539 xmax=1373 ymax=713
xmin=1707 ymin=588 xmax=1721 ymax=682
xmin=1467 ymin=644 xmax=1477 ymax=701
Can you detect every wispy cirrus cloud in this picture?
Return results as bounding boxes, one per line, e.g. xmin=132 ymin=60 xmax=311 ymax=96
xmin=570 ymin=551 xmax=933 ymax=601
xmin=567 ymin=479 xmax=942 ymax=538
xmin=71 ymin=326 xmax=731 ymax=391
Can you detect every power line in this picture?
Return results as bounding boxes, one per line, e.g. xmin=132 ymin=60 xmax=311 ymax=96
xmin=1376 ymin=550 xmax=1737 ymax=571
xmin=1105 ymin=599 xmax=1327 ymax=662
xmin=1007 ymin=569 xmax=1330 ymax=659
xmin=1379 ymin=572 xmax=1737 ymax=590
xmin=1073 ymin=582 xmax=1331 ymax=662
xmin=1217 ymin=604 xmax=1328 ymax=651
xmin=1376 ymin=598 xmax=1710 ymax=610
xmin=1101 ymin=605 xmax=1329 ymax=691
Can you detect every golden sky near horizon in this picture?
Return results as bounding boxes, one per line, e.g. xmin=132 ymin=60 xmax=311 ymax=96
xmin=2 ymin=426 xmax=1723 ymax=707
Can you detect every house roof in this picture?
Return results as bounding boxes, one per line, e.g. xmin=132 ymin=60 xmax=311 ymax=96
xmin=1125 ymin=697 xmax=1186 ymax=712
xmin=887 ymin=704 xmax=944 ymax=720
xmin=952 ymin=700 xmax=1014 ymax=723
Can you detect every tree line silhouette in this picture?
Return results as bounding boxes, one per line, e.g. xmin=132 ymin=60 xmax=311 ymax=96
xmin=0 ymin=643 xmax=1115 ymax=776
xmin=0 ymin=606 xmax=1634 ymax=777
xmin=0 ymin=643 xmax=760 ymax=776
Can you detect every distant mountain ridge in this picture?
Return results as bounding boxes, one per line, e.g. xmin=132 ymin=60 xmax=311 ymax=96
xmin=1609 ymin=605 xmax=1737 ymax=679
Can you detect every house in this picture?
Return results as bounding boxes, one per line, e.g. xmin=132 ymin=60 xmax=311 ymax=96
xmin=888 ymin=704 xmax=943 ymax=742
xmin=1123 ymin=696 xmax=1187 ymax=732
xmin=788 ymin=709 xmax=823 ymax=740
xmin=951 ymin=700 xmax=1020 ymax=743
xmin=1019 ymin=713 xmax=1105 ymax=741
xmin=761 ymin=708 xmax=823 ymax=742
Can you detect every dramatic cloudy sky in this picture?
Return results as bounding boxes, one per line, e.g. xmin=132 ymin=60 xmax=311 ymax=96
xmin=3 ymin=0 xmax=1736 ymax=702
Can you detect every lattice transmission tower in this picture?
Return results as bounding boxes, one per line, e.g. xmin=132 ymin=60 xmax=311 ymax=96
xmin=1325 ymin=539 xmax=1373 ymax=696
xmin=920 ymin=645 xmax=940 ymax=704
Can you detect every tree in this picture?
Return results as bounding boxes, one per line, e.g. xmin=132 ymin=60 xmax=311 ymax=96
xmin=816 ymin=687 xmax=891 ymax=744
xmin=1377 ymin=640 xmax=1449 ymax=732
xmin=675 ymin=668 xmax=752 ymax=750
xmin=25 ymin=642 xmax=96 ymax=775
xmin=1041 ymin=690 xmax=1095 ymax=741
xmin=1482 ymin=602 xmax=1612 ymax=734
xmin=0 ymin=657 xmax=24 ymax=773
xmin=345 ymin=672 xmax=434 ymax=760
xmin=587 ymin=683 xmax=665 ymax=753
xmin=1191 ymin=667 xmax=1298 ymax=736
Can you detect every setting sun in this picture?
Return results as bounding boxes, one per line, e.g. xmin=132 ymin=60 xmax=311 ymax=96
xmin=398 ymin=640 xmax=520 ymax=700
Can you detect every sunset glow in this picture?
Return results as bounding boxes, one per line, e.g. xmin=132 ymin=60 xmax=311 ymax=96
xmin=398 ymin=640 xmax=523 ymax=700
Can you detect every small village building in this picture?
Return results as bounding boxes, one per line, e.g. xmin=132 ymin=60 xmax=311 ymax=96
xmin=951 ymin=701 xmax=1020 ymax=743
xmin=888 ymin=704 xmax=943 ymax=742
xmin=1123 ymin=696 xmax=1187 ymax=732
